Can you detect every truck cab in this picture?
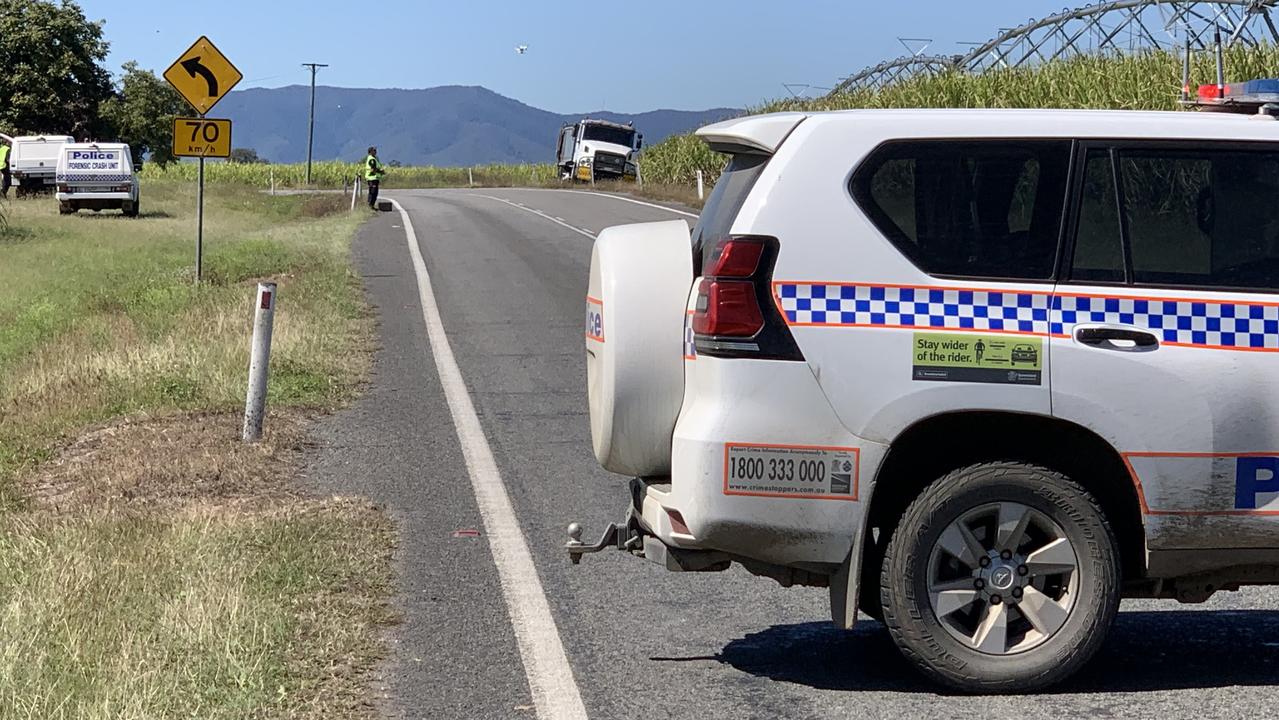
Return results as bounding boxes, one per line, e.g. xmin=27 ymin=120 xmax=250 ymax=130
xmin=56 ymin=143 xmax=140 ymax=217
xmin=556 ymin=118 xmax=642 ymax=182
xmin=10 ymin=135 xmax=73 ymax=195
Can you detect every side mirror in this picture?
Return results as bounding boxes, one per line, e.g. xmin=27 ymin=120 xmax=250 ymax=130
xmin=636 ymin=135 xmax=644 ymax=150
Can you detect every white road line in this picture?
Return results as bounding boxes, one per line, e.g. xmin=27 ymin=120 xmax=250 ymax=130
xmin=474 ymin=194 xmax=597 ymax=240
xmin=524 ymin=187 xmax=700 ymax=219
xmin=389 ymin=198 xmax=590 ymax=720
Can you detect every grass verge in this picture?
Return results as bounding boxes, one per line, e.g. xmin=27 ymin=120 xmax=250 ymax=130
xmin=0 ymin=183 xmax=394 ymax=719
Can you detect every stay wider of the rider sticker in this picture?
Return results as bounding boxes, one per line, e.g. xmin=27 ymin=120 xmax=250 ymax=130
xmin=724 ymin=443 xmax=859 ymax=500
xmin=912 ymin=332 xmax=1042 ymax=385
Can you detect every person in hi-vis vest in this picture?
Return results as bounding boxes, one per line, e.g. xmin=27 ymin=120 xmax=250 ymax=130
xmin=0 ymin=138 xmax=10 ymax=198
xmin=364 ymin=146 xmax=386 ymax=209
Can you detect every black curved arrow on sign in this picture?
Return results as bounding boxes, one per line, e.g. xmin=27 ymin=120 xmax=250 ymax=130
xmin=181 ymin=56 xmax=218 ymax=97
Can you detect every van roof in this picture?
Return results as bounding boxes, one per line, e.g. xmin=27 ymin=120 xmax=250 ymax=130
xmin=698 ymin=108 xmax=1279 ymax=153
xmin=62 ymin=142 xmax=130 ymax=150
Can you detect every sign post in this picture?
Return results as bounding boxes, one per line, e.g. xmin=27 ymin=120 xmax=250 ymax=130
xmin=164 ymin=36 xmax=243 ymax=283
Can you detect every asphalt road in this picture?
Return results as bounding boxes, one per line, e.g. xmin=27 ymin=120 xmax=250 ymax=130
xmin=306 ymin=187 xmax=1279 ymax=720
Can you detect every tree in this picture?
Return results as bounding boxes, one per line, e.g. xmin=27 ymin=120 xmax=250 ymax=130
xmin=98 ymin=62 xmax=188 ymax=167
xmin=0 ymin=0 xmax=113 ymax=136
xmin=228 ymin=147 xmax=267 ymax=164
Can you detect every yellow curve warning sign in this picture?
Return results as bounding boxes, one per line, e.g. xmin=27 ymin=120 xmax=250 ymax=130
xmin=164 ymin=36 xmax=242 ymax=114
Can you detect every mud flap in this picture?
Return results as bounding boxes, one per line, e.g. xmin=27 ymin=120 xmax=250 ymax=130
xmin=830 ymin=548 xmax=858 ymax=630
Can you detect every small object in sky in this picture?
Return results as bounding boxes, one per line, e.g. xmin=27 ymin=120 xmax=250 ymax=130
xmin=515 ymin=45 xmax=528 ymax=55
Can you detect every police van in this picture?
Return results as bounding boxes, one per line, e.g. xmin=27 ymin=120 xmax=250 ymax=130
xmin=56 ymin=143 xmax=140 ymax=217
xmin=573 ymin=88 xmax=1279 ymax=692
xmin=10 ymin=134 xmax=73 ymax=194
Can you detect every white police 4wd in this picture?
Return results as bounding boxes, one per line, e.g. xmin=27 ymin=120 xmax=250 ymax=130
xmin=56 ymin=143 xmax=140 ymax=217
xmin=570 ymin=106 xmax=1279 ymax=692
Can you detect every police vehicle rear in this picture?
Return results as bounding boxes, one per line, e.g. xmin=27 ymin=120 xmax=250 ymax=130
xmin=56 ymin=143 xmax=140 ymax=217
xmin=570 ymin=78 xmax=1279 ymax=692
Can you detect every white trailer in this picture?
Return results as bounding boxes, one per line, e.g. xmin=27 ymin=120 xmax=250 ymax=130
xmin=10 ymin=135 xmax=73 ymax=194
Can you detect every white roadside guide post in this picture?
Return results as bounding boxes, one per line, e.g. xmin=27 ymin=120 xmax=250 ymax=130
xmin=243 ymin=282 xmax=277 ymax=442
xmin=468 ymin=167 xmax=474 ymax=187
xmin=351 ymin=176 xmax=360 ymax=211
xmin=270 ymin=166 xmax=275 ymax=196
xmin=696 ymin=169 xmax=704 ymax=200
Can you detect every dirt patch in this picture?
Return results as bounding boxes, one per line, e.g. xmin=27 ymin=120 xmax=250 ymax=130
xmin=300 ymin=193 xmax=352 ymax=218
xmin=25 ymin=409 xmax=321 ymax=515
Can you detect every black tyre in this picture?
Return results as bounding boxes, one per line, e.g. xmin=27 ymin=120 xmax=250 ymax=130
xmin=880 ymin=462 xmax=1119 ymax=693
xmin=124 ymin=199 xmax=139 ymax=218
xmin=58 ymin=202 xmax=75 ymax=215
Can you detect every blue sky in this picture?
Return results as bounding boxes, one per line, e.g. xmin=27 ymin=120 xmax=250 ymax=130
xmin=78 ymin=0 xmax=1069 ymax=113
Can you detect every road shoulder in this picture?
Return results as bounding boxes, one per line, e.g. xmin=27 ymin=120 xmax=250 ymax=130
xmin=303 ymin=210 xmax=533 ymax=719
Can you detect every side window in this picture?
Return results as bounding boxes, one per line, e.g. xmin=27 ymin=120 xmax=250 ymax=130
xmin=1070 ymin=149 xmax=1125 ymax=283
xmin=1119 ymin=149 xmax=1279 ymax=290
xmin=852 ymin=141 xmax=1071 ymax=281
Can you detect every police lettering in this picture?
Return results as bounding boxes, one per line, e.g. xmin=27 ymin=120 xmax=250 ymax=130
xmin=1235 ymin=456 xmax=1279 ymax=509
xmin=70 ymin=151 xmax=117 ymax=160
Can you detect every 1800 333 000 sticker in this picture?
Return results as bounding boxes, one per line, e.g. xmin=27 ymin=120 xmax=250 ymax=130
xmin=724 ymin=443 xmax=860 ymax=500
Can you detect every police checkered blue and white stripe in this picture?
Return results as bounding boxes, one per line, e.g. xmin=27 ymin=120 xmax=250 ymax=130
xmin=684 ymin=312 xmax=697 ymax=359
xmin=775 ymin=283 xmax=1050 ymax=335
xmin=1052 ymin=295 xmax=1279 ymax=350
xmin=773 ymin=282 xmax=1279 ymax=352
xmin=55 ymin=173 xmax=132 ymax=183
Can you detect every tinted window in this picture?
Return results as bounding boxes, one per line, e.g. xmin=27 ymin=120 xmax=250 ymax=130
xmin=582 ymin=124 xmax=635 ymax=147
xmin=1119 ymin=149 xmax=1279 ymax=289
xmin=853 ymin=141 xmax=1071 ymax=280
xmin=1070 ymin=149 xmax=1125 ymax=283
xmin=693 ymin=153 xmax=769 ymax=273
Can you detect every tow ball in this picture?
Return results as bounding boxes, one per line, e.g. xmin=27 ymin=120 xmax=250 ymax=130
xmin=565 ymin=514 xmax=643 ymax=564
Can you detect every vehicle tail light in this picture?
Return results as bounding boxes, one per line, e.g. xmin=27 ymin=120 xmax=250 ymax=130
xmin=57 ymin=184 xmax=69 ymax=192
xmin=693 ymin=280 xmax=762 ymax=336
xmin=692 ymin=236 xmax=803 ymax=361
xmin=114 ymin=184 xmax=132 ymax=192
xmin=706 ymin=238 xmax=764 ymax=277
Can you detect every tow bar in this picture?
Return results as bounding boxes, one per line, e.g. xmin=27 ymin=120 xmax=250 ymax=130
xmin=565 ymin=511 xmax=644 ymax=564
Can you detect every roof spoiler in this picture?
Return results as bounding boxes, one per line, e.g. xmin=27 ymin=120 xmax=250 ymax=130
xmin=695 ymin=113 xmax=807 ymax=155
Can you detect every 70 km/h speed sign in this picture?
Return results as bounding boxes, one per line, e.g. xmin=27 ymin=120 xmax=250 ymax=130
xmin=173 ymin=117 xmax=232 ymax=158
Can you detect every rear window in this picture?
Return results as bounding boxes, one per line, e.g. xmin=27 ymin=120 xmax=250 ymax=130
xmin=851 ymin=140 xmax=1072 ymax=281
xmin=692 ymin=153 xmax=769 ymax=274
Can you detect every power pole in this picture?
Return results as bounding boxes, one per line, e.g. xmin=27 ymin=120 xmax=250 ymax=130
xmin=302 ymin=62 xmax=329 ymax=185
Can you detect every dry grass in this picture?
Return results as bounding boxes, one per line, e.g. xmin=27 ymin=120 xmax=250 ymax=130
xmin=0 ymin=182 xmax=395 ymax=719
xmin=0 ymin=410 xmax=396 ymax=720
xmin=0 ymin=182 xmax=369 ymax=499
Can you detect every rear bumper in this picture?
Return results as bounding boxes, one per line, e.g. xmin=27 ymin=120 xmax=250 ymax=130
xmin=641 ymin=357 xmax=888 ymax=569
xmin=14 ymin=171 xmax=54 ymax=185
xmin=57 ymin=191 xmax=132 ymax=202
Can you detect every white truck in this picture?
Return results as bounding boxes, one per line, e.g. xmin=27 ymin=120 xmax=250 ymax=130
xmin=55 ymin=143 xmax=140 ymax=217
xmin=10 ymin=135 xmax=73 ymax=195
xmin=555 ymin=118 xmax=642 ymax=182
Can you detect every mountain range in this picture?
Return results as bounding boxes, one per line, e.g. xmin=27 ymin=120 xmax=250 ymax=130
xmin=212 ymin=85 xmax=740 ymax=166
